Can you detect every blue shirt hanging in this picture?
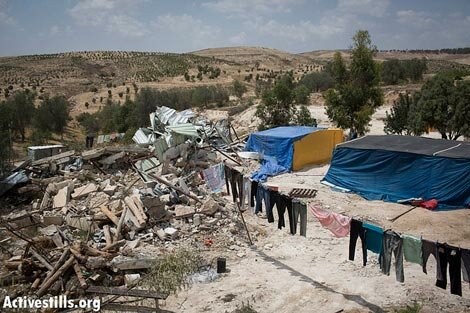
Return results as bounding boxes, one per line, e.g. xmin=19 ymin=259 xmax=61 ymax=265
xmin=363 ymin=223 xmax=383 ymax=254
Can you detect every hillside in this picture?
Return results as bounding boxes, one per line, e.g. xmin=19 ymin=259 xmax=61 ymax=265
xmin=2 ymin=46 xmax=470 ymax=120
xmin=0 ymin=51 xmax=220 ymax=98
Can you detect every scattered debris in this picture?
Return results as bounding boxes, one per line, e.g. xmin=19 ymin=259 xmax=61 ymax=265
xmin=0 ymin=106 xmax=254 ymax=312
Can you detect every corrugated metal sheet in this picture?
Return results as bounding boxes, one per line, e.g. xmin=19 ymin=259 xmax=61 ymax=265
xmin=154 ymin=106 xmax=195 ymax=126
xmin=166 ymin=123 xmax=199 ymax=137
xmin=0 ymin=170 xmax=29 ymax=196
xmin=134 ymin=157 xmax=160 ymax=183
xmin=132 ymin=128 xmax=155 ymax=145
xmin=153 ymin=137 xmax=169 ymax=161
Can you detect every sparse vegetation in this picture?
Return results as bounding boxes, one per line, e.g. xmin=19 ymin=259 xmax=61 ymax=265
xmin=394 ymin=302 xmax=422 ymax=313
xmin=141 ymin=248 xmax=204 ymax=295
xmin=233 ymin=80 xmax=247 ymax=98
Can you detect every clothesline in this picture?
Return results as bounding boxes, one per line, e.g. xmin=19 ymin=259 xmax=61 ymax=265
xmin=308 ymin=204 xmax=470 ymax=297
xmin=206 ymin=163 xmax=470 ymax=297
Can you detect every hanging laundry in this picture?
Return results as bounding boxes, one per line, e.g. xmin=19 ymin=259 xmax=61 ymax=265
xmin=255 ymin=184 xmax=276 ymax=223
xmin=402 ymin=234 xmax=423 ymax=266
xmin=250 ymin=181 xmax=258 ymax=211
xmin=292 ymin=200 xmax=307 ymax=236
xmin=239 ymin=176 xmax=252 ymax=210
xmin=363 ymin=223 xmax=383 ymax=254
xmin=276 ymin=194 xmax=292 ymax=230
xmin=461 ymin=248 xmax=470 ymax=286
xmin=349 ymin=219 xmax=367 ymax=266
xmin=422 ymin=239 xmax=442 ymax=281
xmin=379 ymin=230 xmax=404 ymax=282
xmin=224 ymin=165 xmax=232 ymax=197
xmin=224 ymin=165 xmax=243 ymax=204
xmin=202 ymin=163 xmax=225 ymax=193
xmin=436 ymin=244 xmax=462 ymax=296
xmin=309 ymin=205 xmax=351 ymax=238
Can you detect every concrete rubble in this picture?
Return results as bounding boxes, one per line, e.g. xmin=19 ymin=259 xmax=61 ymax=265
xmin=0 ymin=106 xmax=253 ymax=309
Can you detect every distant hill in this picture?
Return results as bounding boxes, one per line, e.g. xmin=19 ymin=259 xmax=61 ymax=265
xmin=1 ymin=47 xmax=469 ymax=101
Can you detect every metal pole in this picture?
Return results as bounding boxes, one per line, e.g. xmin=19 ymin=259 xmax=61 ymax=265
xmin=236 ymin=203 xmax=253 ymax=246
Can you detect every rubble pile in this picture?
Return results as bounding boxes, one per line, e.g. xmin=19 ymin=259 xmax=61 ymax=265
xmin=0 ymin=106 xmax=254 ymax=308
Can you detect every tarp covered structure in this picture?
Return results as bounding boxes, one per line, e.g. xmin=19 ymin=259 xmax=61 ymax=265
xmin=323 ymin=135 xmax=470 ymax=209
xmin=245 ymin=126 xmax=343 ymax=181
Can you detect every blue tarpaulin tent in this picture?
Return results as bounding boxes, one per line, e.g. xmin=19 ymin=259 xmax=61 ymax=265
xmin=245 ymin=126 xmax=324 ymax=181
xmin=246 ymin=126 xmax=321 ymax=168
xmin=323 ymin=135 xmax=470 ymax=209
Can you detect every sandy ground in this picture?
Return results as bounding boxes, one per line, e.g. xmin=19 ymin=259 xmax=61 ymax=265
xmin=163 ymin=164 xmax=470 ymax=312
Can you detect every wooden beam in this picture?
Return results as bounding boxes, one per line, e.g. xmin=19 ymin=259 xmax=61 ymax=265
xmin=86 ymin=285 xmax=168 ymax=300
xmin=146 ymin=172 xmax=202 ymax=203
xmin=37 ymin=255 xmax=75 ymax=297
xmin=100 ymin=206 xmax=120 ymax=226
xmin=102 ymin=303 xmax=172 ymax=313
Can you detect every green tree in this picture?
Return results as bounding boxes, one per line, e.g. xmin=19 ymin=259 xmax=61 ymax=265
xmin=384 ymin=93 xmax=424 ymax=135
xmin=5 ymin=90 xmax=35 ymax=142
xmin=325 ymin=30 xmax=383 ymax=137
xmin=233 ymin=80 xmax=247 ymax=98
xmin=35 ymin=95 xmax=71 ymax=138
xmin=77 ymin=112 xmax=100 ymax=134
xmin=134 ymin=87 xmax=159 ymax=126
xmin=293 ymin=85 xmax=310 ymax=104
xmin=295 ymin=105 xmax=317 ymax=127
xmin=255 ymin=76 xmax=296 ymax=130
xmin=0 ymin=102 xmax=13 ymax=176
xmin=418 ymin=76 xmax=470 ymax=140
xmin=329 ymin=52 xmax=348 ymax=85
xmin=380 ymin=59 xmax=404 ymax=85
xmin=298 ymin=71 xmax=334 ymax=92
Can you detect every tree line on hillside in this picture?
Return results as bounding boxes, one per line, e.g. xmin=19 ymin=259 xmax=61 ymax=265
xmin=0 ymin=91 xmax=70 ymax=176
xmin=380 ymin=47 xmax=470 ymax=54
xmin=380 ymin=58 xmax=427 ymax=85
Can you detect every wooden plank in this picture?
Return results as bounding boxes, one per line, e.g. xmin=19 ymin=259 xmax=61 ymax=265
xmin=100 ymin=206 xmax=119 ymax=225
xmin=103 ymin=303 xmax=173 ymax=313
xmin=86 ymin=285 xmax=168 ymax=300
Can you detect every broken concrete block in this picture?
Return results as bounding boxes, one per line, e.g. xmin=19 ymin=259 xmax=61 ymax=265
xmin=71 ymin=183 xmax=98 ymax=199
xmin=42 ymin=215 xmax=63 ymax=226
xmin=124 ymin=274 xmax=141 ymax=287
xmin=193 ymin=214 xmax=202 ymax=226
xmin=103 ymin=184 xmax=117 ymax=196
xmin=110 ymin=256 xmax=156 ymax=271
xmin=159 ymin=194 xmax=171 ymax=203
xmin=164 ymin=227 xmax=178 ymax=239
xmin=155 ymin=228 xmax=167 ymax=241
xmin=200 ymin=197 xmax=220 ymax=216
xmin=88 ymin=192 xmax=110 ymax=209
xmin=100 ymin=151 xmax=126 ymax=166
xmin=38 ymin=225 xmax=58 ymax=236
xmin=65 ymin=215 xmax=96 ymax=232
xmin=53 ymin=184 xmax=72 ymax=208
xmin=174 ymin=205 xmax=195 ymax=218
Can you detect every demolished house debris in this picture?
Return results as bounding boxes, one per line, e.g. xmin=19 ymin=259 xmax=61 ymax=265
xmin=0 ymin=106 xmax=255 ymax=311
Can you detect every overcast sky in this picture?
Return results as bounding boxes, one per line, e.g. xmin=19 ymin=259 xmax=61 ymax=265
xmin=0 ymin=0 xmax=469 ymax=56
